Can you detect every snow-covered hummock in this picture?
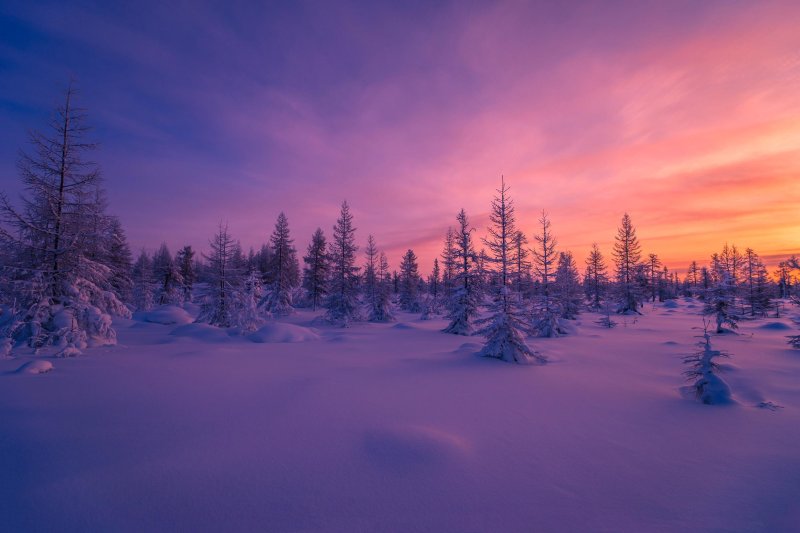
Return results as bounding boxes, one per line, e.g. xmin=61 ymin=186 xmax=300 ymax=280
xmin=2 ymin=301 xmax=800 ymax=532
xmin=15 ymin=359 xmax=54 ymax=374
xmin=248 ymin=322 xmax=319 ymax=343
xmin=141 ymin=305 xmax=193 ymax=325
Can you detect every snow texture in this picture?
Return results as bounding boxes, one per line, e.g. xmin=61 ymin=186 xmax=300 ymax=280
xmin=2 ymin=306 xmax=800 ymax=532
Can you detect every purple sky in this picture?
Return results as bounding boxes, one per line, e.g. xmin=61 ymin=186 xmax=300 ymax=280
xmin=1 ymin=0 xmax=798 ymax=272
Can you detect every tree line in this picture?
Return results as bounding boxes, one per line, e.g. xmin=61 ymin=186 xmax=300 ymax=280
xmin=1 ymin=88 xmax=799 ymax=359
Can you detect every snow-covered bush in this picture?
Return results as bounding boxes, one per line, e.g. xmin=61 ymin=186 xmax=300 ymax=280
xmin=788 ymin=335 xmax=800 ymax=349
xmin=531 ymin=298 xmax=568 ymax=337
xmin=683 ymin=321 xmax=732 ymax=404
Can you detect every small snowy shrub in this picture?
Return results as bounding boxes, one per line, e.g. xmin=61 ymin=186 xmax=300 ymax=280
xmin=683 ymin=320 xmax=732 ymax=404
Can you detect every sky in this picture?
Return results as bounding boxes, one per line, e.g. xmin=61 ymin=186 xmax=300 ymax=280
xmin=1 ymin=0 xmax=799 ymax=274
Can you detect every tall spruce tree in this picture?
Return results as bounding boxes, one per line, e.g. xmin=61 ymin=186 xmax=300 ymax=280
xmin=554 ymin=251 xmax=582 ymax=319
xmin=197 ymin=223 xmax=241 ymax=328
xmin=132 ymin=250 xmax=155 ymax=312
xmin=152 ymin=243 xmax=183 ymax=305
xmin=104 ymin=216 xmax=133 ymax=304
xmin=399 ymin=249 xmax=421 ymax=312
xmin=477 ymin=179 xmax=543 ymax=363
xmin=262 ymin=212 xmax=298 ymax=315
xmin=612 ymin=213 xmax=643 ymax=314
xmin=325 ymin=201 xmax=360 ymax=326
xmin=363 ymin=234 xmax=379 ymax=312
xmin=369 ymin=251 xmax=394 ymax=322
xmin=647 ymin=253 xmax=662 ymax=303
xmin=743 ymin=248 xmax=770 ymax=317
xmin=302 ymin=228 xmax=329 ymax=311
xmin=176 ymin=245 xmax=195 ymax=303
xmin=531 ymin=210 xmax=563 ymax=337
xmin=583 ymin=243 xmax=608 ymax=310
xmin=441 ymin=227 xmax=456 ymax=307
xmin=512 ymin=230 xmax=531 ymax=301
xmin=443 ymin=209 xmax=480 ymax=335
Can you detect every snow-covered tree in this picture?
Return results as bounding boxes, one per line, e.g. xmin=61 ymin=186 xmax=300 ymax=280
xmin=399 ymin=249 xmax=421 ymax=312
xmin=646 ymin=253 xmax=662 ymax=303
xmin=176 ymin=245 xmax=195 ymax=303
xmin=477 ymin=179 xmax=543 ymax=364
xmin=683 ymin=319 xmax=732 ymax=404
xmin=152 ymin=243 xmax=183 ymax=305
xmin=554 ymin=251 xmax=582 ymax=319
xmin=443 ymin=209 xmax=480 ymax=335
xmin=686 ymin=261 xmax=700 ymax=297
xmin=104 ymin=217 xmax=133 ymax=304
xmin=262 ymin=212 xmax=298 ymax=316
xmin=719 ymin=243 xmax=743 ymax=287
xmin=369 ymin=251 xmax=394 ymax=322
xmin=788 ymin=256 xmax=800 ymax=306
xmin=325 ymin=201 xmax=360 ymax=326
xmin=612 ymin=213 xmax=643 ymax=314
xmin=531 ymin=210 xmax=564 ymax=337
xmin=363 ymin=234 xmax=379 ymax=309
xmin=429 ymin=258 xmax=441 ymax=301
xmin=743 ymin=248 xmax=770 ymax=317
xmin=0 ymin=85 xmax=129 ymax=353
xmin=302 ymin=228 xmax=329 ymax=311
xmin=233 ymin=270 xmax=265 ymax=333
xmin=512 ymin=230 xmax=531 ymax=300
xmin=703 ymin=270 xmax=738 ymax=334
xmin=132 ymin=250 xmax=155 ymax=311
xmin=197 ymin=223 xmax=242 ymax=328
xmin=441 ymin=227 xmax=456 ymax=307
xmin=583 ymin=243 xmax=608 ymax=310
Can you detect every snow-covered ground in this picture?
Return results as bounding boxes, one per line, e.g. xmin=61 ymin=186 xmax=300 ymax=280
xmin=2 ymin=299 xmax=800 ymax=532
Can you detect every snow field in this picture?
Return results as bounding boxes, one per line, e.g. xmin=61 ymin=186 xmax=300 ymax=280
xmin=2 ymin=300 xmax=800 ymax=532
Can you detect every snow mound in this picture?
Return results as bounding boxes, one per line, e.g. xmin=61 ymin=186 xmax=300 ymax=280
xmin=758 ymin=322 xmax=792 ymax=331
xmin=362 ymin=425 xmax=470 ymax=471
xmin=696 ymin=373 xmax=734 ymax=405
xmin=143 ymin=305 xmax=193 ymax=325
xmin=392 ymin=323 xmax=416 ymax=330
xmin=454 ymin=342 xmax=482 ymax=353
xmin=16 ymin=360 xmax=54 ymax=375
xmin=249 ymin=322 xmax=320 ymax=343
xmin=662 ymin=300 xmax=679 ymax=309
xmin=170 ymin=323 xmax=232 ymax=343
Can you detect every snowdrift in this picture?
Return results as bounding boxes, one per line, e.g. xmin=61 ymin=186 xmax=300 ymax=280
xmin=15 ymin=360 xmax=54 ymax=375
xmin=142 ymin=305 xmax=194 ymax=325
xmin=170 ymin=323 xmax=233 ymax=343
xmin=248 ymin=322 xmax=320 ymax=343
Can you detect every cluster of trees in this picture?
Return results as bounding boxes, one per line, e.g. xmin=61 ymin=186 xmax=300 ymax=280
xmin=0 ymin=87 xmax=131 ymax=355
xmin=2 ymin=88 xmax=799 ymax=360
